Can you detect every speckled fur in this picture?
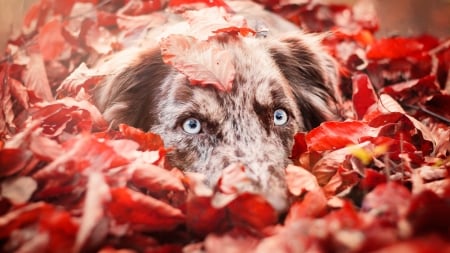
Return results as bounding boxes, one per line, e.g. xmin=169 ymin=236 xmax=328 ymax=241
xmin=94 ymin=14 xmax=340 ymax=212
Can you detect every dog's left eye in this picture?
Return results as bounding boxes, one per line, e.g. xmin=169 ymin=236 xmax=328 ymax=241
xmin=182 ymin=118 xmax=202 ymax=134
xmin=274 ymin=109 xmax=288 ymax=126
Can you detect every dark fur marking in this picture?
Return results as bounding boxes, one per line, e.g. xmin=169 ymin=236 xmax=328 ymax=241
xmin=269 ymin=39 xmax=337 ymax=130
xmin=253 ymin=99 xmax=271 ymax=134
xmin=96 ymin=49 xmax=171 ymax=131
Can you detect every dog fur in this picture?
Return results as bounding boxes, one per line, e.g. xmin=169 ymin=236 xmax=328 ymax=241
xmin=94 ymin=2 xmax=341 ymax=212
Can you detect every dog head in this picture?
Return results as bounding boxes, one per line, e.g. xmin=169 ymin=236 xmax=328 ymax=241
xmin=94 ymin=32 xmax=340 ymax=212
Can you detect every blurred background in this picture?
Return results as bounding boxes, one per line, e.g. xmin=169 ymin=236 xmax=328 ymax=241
xmin=1 ymin=0 xmax=450 ymax=54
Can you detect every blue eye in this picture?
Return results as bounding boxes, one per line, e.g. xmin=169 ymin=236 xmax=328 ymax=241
xmin=182 ymin=118 xmax=202 ymax=134
xmin=274 ymin=109 xmax=288 ymax=126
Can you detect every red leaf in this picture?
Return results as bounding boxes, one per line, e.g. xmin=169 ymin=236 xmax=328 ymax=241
xmin=186 ymin=195 xmax=228 ymax=236
xmin=33 ymin=134 xmax=130 ymax=180
xmin=203 ymin=229 xmax=259 ymax=253
xmin=423 ymin=94 xmax=450 ymax=121
xmin=216 ymin=163 xmax=253 ymax=195
xmin=373 ymin=235 xmax=450 ymax=253
xmin=369 ymin=111 xmax=434 ymax=156
xmin=160 ymin=34 xmax=235 ymax=91
xmin=96 ymin=10 xmax=118 ymax=27
xmin=22 ymin=52 xmax=53 ymax=102
xmin=40 ymin=210 xmax=78 ymax=253
xmin=38 ymin=18 xmax=71 ymax=61
xmin=0 ymin=63 xmax=17 ymax=135
xmin=406 ymin=190 xmax=450 ymax=236
xmin=285 ymin=164 xmax=320 ymax=196
xmin=352 ymin=73 xmax=378 ymax=120
xmin=325 ymin=200 xmax=362 ymax=229
xmin=168 ymin=0 xmax=233 ymax=12
xmin=81 ymin=19 xmax=115 ymax=55
xmin=360 ymin=169 xmax=387 ymax=190
xmin=75 ymin=172 xmax=110 ymax=252
xmin=9 ymin=78 xmax=30 ymax=109
xmin=31 ymin=98 xmax=108 ymax=135
xmin=0 ymin=202 xmax=52 ymax=237
xmin=182 ymin=7 xmax=254 ymax=40
xmin=290 ymin=132 xmax=307 ymax=161
xmin=306 ymin=121 xmax=380 ymax=152
xmin=361 ymin=182 xmax=411 ymax=224
xmin=0 ymin=203 xmax=78 ymax=252
xmin=380 ymin=75 xmax=440 ymax=104
xmin=0 ymin=149 xmax=33 ymax=177
xmin=131 ymin=164 xmax=185 ymax=192
xmin=119 ymin=124 xmax=164 ymax=151
xmin=227 ymin=193 xmax=278 ymax=230
xmin=322 ymin=166 xmax=359 ymax=196
xmin=285 ymin=190 xmax=327 ymax=222
xmin=108 ymin=187 xmax=185 ymax=231
xmin=57 ymin=63 xmax=104 ymax=97
xmin=366 ymin=37 xmax=425 ymax=60
xmin=118 ymin=0 xmax=162 ymax=15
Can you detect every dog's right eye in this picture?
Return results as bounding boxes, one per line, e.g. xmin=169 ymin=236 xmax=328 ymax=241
xmin=182 ymin=118 xmax=202 ymax=134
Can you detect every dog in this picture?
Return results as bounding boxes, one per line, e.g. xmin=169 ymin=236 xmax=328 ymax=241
xmin=94 ymin=1 xmax=341 ymax=212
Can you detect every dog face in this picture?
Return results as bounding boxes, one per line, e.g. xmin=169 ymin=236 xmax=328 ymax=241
xmin=94 ymin=33 xmax=340 ymax=212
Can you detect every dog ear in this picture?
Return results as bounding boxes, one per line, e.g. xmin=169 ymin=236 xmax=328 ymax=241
xmin=94 ymin=48 xmax=171 ymax=131
xmin=269 ymin=32 xmax=341 ymax=130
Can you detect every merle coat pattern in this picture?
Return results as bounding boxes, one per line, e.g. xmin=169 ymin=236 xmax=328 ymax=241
xmin=94 ymin=4 xmax=340 ymax=212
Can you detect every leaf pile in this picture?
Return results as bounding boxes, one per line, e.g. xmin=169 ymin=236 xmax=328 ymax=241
xmin=1 ymin=0 xmax=450 ymax=252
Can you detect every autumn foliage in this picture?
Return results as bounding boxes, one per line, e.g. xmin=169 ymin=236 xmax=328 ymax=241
xmin=1 ymin=0 xmax=449 ymax=252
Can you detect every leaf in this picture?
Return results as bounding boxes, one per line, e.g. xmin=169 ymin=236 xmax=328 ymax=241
xmin=380 ymin=75 xmax=440 ymax=105
xmin=9 ymin=77 xmax=30 ymax=109
xmin=22 ymin=52 xmax=53 ymax=102
xmin=183 ymin=7 xmax=254 ymax=40
xmin=130 ymin=164 xmax=185 ymax=192
xmin=107 ymin=187 xmax=185 ymax=232
xmin=203 ymin=230 xmax=259 ymax=253
xmin=33 ymin=134 xmax=130 ymax=180
xmin=1 ymin=176 xmax=37 ymax=204
xmin=119 ymin=124 xmax=164 ymax=151
xmin=29 ymin=132 xmax=64 ymax=161
xmin=215 ymin=163 xmax=253 ymax=196
xmin=285 ymin=164 xmax=320 ymax=196
xmin=360 ymin=169 xmax=387 ymax=190
xmin=372 ymin=235 xmax=450 ymax=253
xmin=37 ymin=18 xmax=71 ymax=61
xmin=306 ymin=121 xmax=380 ymax=152
xmin=32 ymin=98 xmax=108 ymax=134
xmin=117 ymin=0 xmax=162 ymax=15
xmin=361 ymin=182 xmax=411 ymax=224
xmin=57 ymin=62 xmax=105 ymax=97
xmin=168 ymin=0 xmax=233 ymax=13
xmin=406 ymin=190 xmax=450 ymax=236
xmin=160 ymin=34 xmax=235 ymax=91
xmin=0 ymin=149 xmax=34 ymax=177
xmin=227 ymin=193 xmax=278 ymax=230
xmin=75 ymin=172 xmax=110 ymax=252
xmin=352 ymin=73 xmax=378 ymax=120
xmin=423 ymin=94 xmax=450 ymax=122
xmin=0 ymin=202 xmax=78 ymax=252
xmin=366 ymin=37 xmax=425 ymax=60
xmin=289 ymin=132 xmax=307 ymax=161
xmin=186 ymin=194 xmax=227 ymax=236
xmin=0 ymin=63 xmax=16 ymax=135
xmin=81 ymin=19 xmax=115 ymax=55
xmin=285 ymin=190 xmax=327 ymax=223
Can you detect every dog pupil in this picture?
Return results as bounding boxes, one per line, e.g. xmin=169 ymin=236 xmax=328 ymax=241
xmin=275 ymin=111 xmax=283 ymax=120
xmin=189 ymin=120 xmax=197 ymax=129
